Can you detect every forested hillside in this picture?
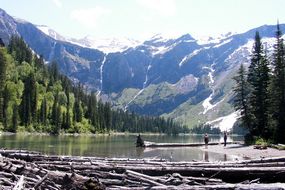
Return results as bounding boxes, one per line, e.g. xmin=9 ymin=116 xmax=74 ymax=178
xmin=0 ymin=36 xmax=188 ymax=134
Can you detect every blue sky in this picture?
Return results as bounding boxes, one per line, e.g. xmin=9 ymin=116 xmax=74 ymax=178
xmin=0 ymin=0 xmax=285 ymax=40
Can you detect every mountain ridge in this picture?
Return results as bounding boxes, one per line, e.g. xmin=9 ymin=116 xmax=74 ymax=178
xmin=1 ymin=7 xmax=284 ymax=131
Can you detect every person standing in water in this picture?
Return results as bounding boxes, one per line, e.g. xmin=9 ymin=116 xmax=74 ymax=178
xmin=136 ymin=134 xmax=145 ymax=147
xmin=204 ymin=133 xmax=209 ymax=148
xmin=223 ymin=131 xmax=227 ymax=147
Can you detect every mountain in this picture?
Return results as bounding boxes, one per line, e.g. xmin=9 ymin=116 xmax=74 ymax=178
xmin=36 ymin=25 xmax=141 ymax=54
xmin=0 ymin=8 xmax=283 ymax=131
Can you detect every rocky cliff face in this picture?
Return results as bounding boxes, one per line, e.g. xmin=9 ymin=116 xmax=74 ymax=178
xmin=0 ymin=8 xmax=283 ymax=129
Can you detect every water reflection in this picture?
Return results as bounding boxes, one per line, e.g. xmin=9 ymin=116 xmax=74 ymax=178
xmin=0 ymin=134 xmax=243 ymax=162
xmin=135 ymin=147 xmax=144 ymax=157
xmin=224 ymin=154 xmax=227 ymax=161
xmin=204 ymin=151 xmax=209 ymax=162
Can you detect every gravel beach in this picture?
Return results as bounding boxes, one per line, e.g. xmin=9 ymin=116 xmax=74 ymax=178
xmin=200 ymin=143 xmax=285 ymax=159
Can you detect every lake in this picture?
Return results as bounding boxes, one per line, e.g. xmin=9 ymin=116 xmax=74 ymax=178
xmin=0 ymin=133 xmax=244 ymax=162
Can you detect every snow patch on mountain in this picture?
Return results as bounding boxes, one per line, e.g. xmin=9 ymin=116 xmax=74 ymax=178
xmin=202 ymin=64 xmax=216 ymax=114
xmin=206 ymin=111 xmax=240 ymax=131
xmin=225 ymin=39 xmax=254 ymax=65
xmin=37 ymin=25 xmax=66 ymax=41
xmin=213 ymin=38 xmax=233 ymax=48
xmin=179 ymin=47 xmax=211 ymax=67
xmin=193 ymin=32 xmax=235 ymax=45
xmin=70 ymin=36 xmax=141 ymax=54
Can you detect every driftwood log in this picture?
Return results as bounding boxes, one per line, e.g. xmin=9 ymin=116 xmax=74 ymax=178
xmin=0 ymin=149 xmax=285 ymax=189
xmin=144 ymin=141 xmax=242 ymax=147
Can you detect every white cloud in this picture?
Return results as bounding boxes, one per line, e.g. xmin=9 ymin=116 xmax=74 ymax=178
xmin=137 ymin=0 xmax=176 ymax=17
xmin=70 ymin=7 xmax=111 ymax=28
xmin=52 ymin=0 xmax=62 ymax=8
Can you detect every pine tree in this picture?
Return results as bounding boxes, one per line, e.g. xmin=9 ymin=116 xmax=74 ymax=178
xmin=73 ymin=98 xmax=83 ymax=123
xmin=31 ymin=80 xmax=38 ymax=122
xmin=2 ymin=85 xmax=9 ymax=129
xmin=247 ymin=32 xmax=271 ymax=139
xmin=0 ymin=48 xmax=7 ymax=123
xmin=51 ymin=93 xmax=62 ymax=134
xmin=20 ymin=73 xmax=37 ymax=126
xmin=12 ymin=104 xmax=18 ymax=132
xmin=271 ymin=23 xmax=285 ymax=143
xmin=87 ymin=92 xmax=98 ymax=129
xmin=64 ymin=88 xmax=71 ymax=129
xmin=20 ymin=76 xmax=31 ymax=126
xmin=40 ymin=98 xmax=47 ymax=125
xmin=8 ymin=36 xmax=32 ymax=64
xmin=56 ymin=104 xmax=62 ymax=133
xmin=104 ymin=102 xmax=112 ymax=132
xmin=51 ymin=93 xmax=58 ymax=126
xmin=233 ymin=64 xmax=252 ymax=130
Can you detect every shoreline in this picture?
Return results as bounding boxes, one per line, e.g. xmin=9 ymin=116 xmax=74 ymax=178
xmin=199 ymin=143 xmax=285 ymax=160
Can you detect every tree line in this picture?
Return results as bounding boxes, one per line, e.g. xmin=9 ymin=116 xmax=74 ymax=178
xmin=233 ymin=23 xmax=285 ymax=144
xmin=0 ymin=36 xmax=188 ymax=135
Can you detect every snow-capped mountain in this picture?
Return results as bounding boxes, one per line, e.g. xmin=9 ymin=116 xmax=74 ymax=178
xmin=68 ymin=36 xmax=141 ymax=54
xmin=0 ymin=7 xmax=283 ymax=131
xmin=193 ymin=32 xmax=236 ymax=45
xmin=36 ymin=25 xmax=141 ymax=54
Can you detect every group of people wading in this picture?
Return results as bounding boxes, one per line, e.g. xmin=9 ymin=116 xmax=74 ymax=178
xmin=204 ymin=131 xmax=228 ymax=148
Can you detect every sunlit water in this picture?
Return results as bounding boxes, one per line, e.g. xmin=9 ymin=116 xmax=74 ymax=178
xmin=0 ymin=134 xmax=243 ymax=162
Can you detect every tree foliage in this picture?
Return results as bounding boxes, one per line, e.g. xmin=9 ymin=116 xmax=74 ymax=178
xmin=233 ymin=25 xmax=285 ymax=143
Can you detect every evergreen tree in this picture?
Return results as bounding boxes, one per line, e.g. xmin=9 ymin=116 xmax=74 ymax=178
xmin=64 ymin=87 xmax=71 ymax=129
xmin=2 ymin=85 xmax=9 ymax=129
xmin=86 ymin=92 xmax=98 ymax=129
xmin=19 ymin=73 xmax=37 ymax=126
xmin=271 ymin=23 xmax=285 ymax=143
xmin=233 ymin=64 xmax=252 ymax=130
xmin=247 ymin=32 xmax=270 ymax=139
xmin=0 ymin=48 xmax=7 ymax=123
xmin=104 ymin=102 xmax=112 ymax=132
xmin=51 ymin=93 xmax=58 ymax=126
xmin=39 ymin=98 xmax=47 ymax=125
xmin=51 ymin=93 xmax=62 ymax=134
xmin=8 ymin=36 xmax=32 ymax=64
xmin=32 ymin=81 xmax=38 ymax=122
xmin=12 ymin=104 xmax=18 ymax=132
xmin=20 ymin=76 xmax=32 ymax=126
xmin=73 ymin=98 xmax=83 ymax=123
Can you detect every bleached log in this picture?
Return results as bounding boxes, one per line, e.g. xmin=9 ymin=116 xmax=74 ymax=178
xmin=33 ymin=173 xmax=48 ymax=189
xmin=125 ymin=169 xmax=166 ymax=187
xmin=12 ymin=175 xmax=25 ymax=190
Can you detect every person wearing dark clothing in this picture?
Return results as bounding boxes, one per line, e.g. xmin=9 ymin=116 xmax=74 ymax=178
xmin=204 ymin=133 xmax=209 ymax=148
xmin=136 ymin=134 xmax=145 ymax=147
xmin=224 ymin=131 xmax=227 ymax=147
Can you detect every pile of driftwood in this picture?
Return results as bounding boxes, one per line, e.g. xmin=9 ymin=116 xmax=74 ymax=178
xmin=0 ymin=149 xmax=285 ymax=189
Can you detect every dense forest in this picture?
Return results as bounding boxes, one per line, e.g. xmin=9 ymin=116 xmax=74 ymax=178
xmin=233 ymin=23 xmax=285 ymax=144
xmin=0 ymin=36 xmax=188 ymax=135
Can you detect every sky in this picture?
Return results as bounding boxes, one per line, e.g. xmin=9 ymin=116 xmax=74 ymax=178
xmin=0 ymin=0 xmax=285 ymax=40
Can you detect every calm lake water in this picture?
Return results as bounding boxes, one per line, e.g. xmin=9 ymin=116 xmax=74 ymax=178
xmin=0 ymin=134 xmax=243 ymax=162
